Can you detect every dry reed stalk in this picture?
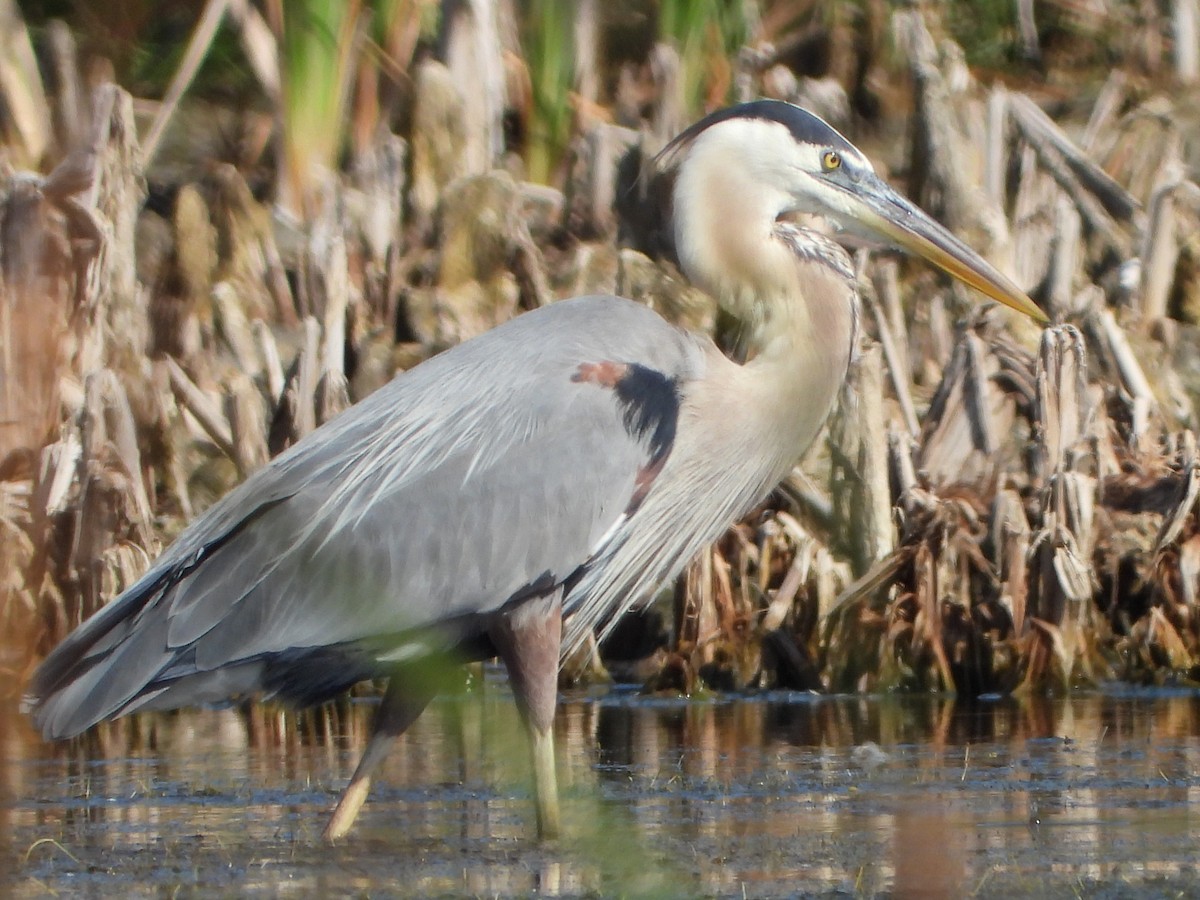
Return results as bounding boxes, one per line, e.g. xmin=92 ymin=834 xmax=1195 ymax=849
xmin=562 ymin=123 xmax=639 ymax=239
xmin=1008 ymin=93 xmax=1141 ymax=228
xmin=314 ymin=224 xmax=351 ymax=425
xmin=225 ymin=373 xmax=268 ymax=478
xmin=894 ymin=8 xmax=984 ymax=239
xmin=440 ymin=0 xmax=507 ymax=175
xmin=992 ymin=488 xmax=1031 ymax=637
xmin=227 ymin=0 xmax=280 ymax=105
xmin=1139 ymin=137 xmax=1186 ymax=321
xmin=1048 ymin=194 xmax=1084 ymax=317
xmin=40 ymin=20 xmax=87 ymax=157
xmin=1154 ymin=432 xmax=1200 ymax=553
xmin=269 ymin=316 xmax=322 ymax=454
xmin=865 ymin=265 xmax=919 ymax=436
xmin=252 ymin=320 xmax=286 ymax=405
xmin=917 ymin=322 xmax=1024 ymax=486
xmin=828 ymin=342 xmax=893 ymax=576
xmin=65 ymin=370 xmax=154 ymax=627
xmin=1174 ymin=0 xmax=1200 ymax=82
xmin=647 ymin=43 xmax=685 ymax=146
xmin=165 ymin=356 xmax=235 ymax=461
xmin=1033 ymin=327 xmax=1090 ymax=484
xmin=0 ymin=0 xmax=49 ymax=168
xmin=211 ymin=282 xmax=262 ymax=379
xmin=1009 ymin=141 xmax=1057 ymax=295
xmin=672 ymin=551 xmax=719 ymax=692
xmin=1088 ymin=309 xmax=1157 ymax=446
xmin=409 ymin=60 xmax=470 ymax=233
xmin=0 ymin=175 xmax=82 ymax=458
xmin=349 ymin=132 xmax=407 ymax=325
xmin=142 ymin=0 xmax=232 ymax=165
xmin=207 ymin=164 xmax=293 ymax=325
xmin=1023 ymin=328 xmax=1099 ymax=690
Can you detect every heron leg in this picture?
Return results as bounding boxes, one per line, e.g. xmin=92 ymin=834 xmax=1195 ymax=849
xmin=322 ymin=671 xmax=435 ymax=842
xmin=489 ymin=590 xmax=563 ymax=840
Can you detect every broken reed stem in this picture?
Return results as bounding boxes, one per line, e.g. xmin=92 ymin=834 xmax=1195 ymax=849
xmin=1092 ymin=310 xmax=1156 ymax=444
xmin=1008 ymin=92 xmax=1141 ymax=226
xmin=142 ymin=0 xmax=231 ymax=164
xmin=253 ymin=320 xmax=286 ymax=404
xmin=1138 ymin=137 xmax=1185 ymax=320
xmin=164 ymin=356 xmax=236 ymax=460
xmin=864 ymin=268 xmax=919 ymax=436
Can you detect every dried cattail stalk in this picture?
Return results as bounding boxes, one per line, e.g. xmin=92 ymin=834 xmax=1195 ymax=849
xmin=252 ymin=320 xmax=285 ymax=405
xmin=864 ymin=268 xmax=919 ymax=436
xmin=0 ymin=0 xmax=49 ymax=168
xmin=268 ymin=316 xmax=321 ymax=453
xmin=165 ymin=356 xmax=235 ymax=460
xmin=41 ymin=20 xmax=88 ymax=157
xmin=1154 ymin=432 xmax=1200 ymax=553
xmin=1174 ymin=0 xmax=1200 ymax=82
xmin=1009 ymin=92 xmax=1140 ymax=227
xmin=225 ymin=372 xmax=268 ymax=477
xmin=1088 ymin=309 xmax=1157 ymax=445
xmin=78 ymin=85 xmax=146 ymax=378
xmin=439 ymin=0 xmax=506 ymax=175
xmin=992 ymin=488 xmax=1030 ymax=635
xmin=829 ymin=342 xmax=894 ymax=576
xmin=211 ymin=282 xmax=261 ymax=378
xmin=893 ymin=8 xmax=975 ymax=232
xmin=919 ymin=325 xmax=1023 ymax=486
xmin=66 ymin=370 xmax=154 ymax=624
xmin=1138 ymin=137 xmax=1186 ymax=320
xmin=409 ymin=60 xmax=469 ymax=232
xmin=1034 ymin=326 xmax=1089 ymax=483
xmin=349 ymin=132 xmax=406 ymax=320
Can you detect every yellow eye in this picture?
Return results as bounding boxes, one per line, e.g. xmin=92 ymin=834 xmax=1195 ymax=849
xmin=821 ymin=150 xmax=841 ymax=171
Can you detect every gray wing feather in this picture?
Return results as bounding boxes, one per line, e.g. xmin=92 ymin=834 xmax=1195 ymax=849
xmin=29 ymin=296 xmax=707 ymax=738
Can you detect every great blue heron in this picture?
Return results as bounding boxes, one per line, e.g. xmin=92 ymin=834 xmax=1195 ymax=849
xmin=25 ymin=100 xmax=1043 ymax=841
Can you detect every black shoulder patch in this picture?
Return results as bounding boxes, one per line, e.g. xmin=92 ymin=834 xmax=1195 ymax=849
xmin=572 ymin=360 xmax=680 ymax=462
xmin=611 ymin=363 xmax=680 ymax=462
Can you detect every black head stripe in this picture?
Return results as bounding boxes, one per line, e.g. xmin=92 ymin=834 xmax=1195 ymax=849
xmin=658 ymin=99 xmax=858 ymax=167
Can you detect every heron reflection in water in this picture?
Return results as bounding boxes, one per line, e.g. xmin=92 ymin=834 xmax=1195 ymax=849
xmin=26 ymin=100 xmax=1044 ymax=840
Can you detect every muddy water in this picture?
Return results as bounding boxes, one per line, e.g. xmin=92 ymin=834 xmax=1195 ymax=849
xmin=3 ymin=676 xmax=1200 ymax=898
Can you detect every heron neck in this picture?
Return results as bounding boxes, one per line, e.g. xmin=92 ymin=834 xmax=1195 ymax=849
xmin=747 ymin=270 xmax=854 ymax=389
xmin=728 ymin=256 xmax=858 ymax=472
xmin=671 ymin=161 xmax=856 ymax=457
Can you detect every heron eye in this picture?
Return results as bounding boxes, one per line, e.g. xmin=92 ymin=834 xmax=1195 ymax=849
xmin=821 ymin=150 xmax=841 ymax=171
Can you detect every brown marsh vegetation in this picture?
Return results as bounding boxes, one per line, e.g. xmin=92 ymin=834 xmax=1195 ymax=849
xmin=3 ymin=0 xmax=1200 ymax=720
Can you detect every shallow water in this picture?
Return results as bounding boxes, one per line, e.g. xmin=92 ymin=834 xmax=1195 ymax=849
xmin=3 ymin=674 xmax=1200 ymax=898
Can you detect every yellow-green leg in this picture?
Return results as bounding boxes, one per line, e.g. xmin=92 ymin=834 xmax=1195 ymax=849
xmin=323 ymin=674 xmax=433 ymax=842
xmin=490 ymin=590 xmax=563 ymax=840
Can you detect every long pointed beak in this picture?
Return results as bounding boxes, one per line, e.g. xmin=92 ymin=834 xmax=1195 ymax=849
xmin=846 ymin=175 xmax=1047 ymax=323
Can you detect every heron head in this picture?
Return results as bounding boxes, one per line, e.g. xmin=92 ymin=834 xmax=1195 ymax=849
xmin=660 ymin=100 xmax=1046 ymax=322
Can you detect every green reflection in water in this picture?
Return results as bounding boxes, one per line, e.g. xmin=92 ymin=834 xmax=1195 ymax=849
xmin=3 ymin=684 xmax=1200 ymax=897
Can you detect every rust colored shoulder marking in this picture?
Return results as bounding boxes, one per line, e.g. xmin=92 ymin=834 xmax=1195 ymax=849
xmin=572 ymin=361 xmax=629 ymax=387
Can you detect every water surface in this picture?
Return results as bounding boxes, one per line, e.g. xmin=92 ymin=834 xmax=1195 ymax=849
xmin=3 ymin=676 xmax=1200 ymax=897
